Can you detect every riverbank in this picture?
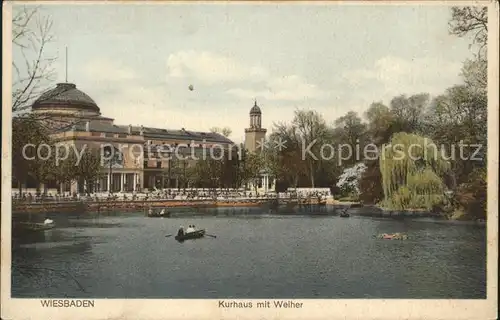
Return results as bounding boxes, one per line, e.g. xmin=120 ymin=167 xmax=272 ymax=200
xmin=12 ymin=198 xmax=278 ymax=214
xmin=12 ymin=199 xmax=485 ymax=223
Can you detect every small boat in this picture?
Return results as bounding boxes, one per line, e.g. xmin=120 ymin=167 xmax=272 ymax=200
xmin=339 ymin=208 xmax=350 ymax=217
xmin=175 ymin=229 xmax=206 ymax=241
xmin=15 ymin=222 xmax=55 ymax=233
xmin=146 ymin=208 xmax=170 ymax=218
xmin=378 ymin=233 xmax=408 ymax=240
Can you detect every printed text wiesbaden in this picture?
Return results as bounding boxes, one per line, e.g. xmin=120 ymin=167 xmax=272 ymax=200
xmin=40 ymin=299 xmax=95 ymax=308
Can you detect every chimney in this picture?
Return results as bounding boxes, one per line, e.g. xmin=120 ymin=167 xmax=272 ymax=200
xmin=85 ymin=121 xmax=90 ymax=132
xmin=128 ymin=124 xmax=132 ymax=134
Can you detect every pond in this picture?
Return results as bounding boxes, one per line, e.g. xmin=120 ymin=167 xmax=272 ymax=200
xmin=11 ymin=207 xmax=486 ymax=299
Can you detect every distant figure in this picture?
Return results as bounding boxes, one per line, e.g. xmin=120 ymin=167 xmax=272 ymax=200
xmin=188 ymin=84 xmax=194 ymax=91
xmin=148 ymin=208 xmax=153 ymax=216
xmin=186 ymin=225 xmax=195 ymax=233
xmin=159 ymin=209 xmax=165 ymax=216
xmin=177 ymin=226 xmax=185 ymax=237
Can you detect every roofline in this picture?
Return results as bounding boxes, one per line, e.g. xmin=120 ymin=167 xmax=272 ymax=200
xmin=32 ymin=101 xmax=100 ymax=112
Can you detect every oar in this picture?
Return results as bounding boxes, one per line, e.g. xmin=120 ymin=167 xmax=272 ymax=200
xmin=205 ymin=234 xmax=217 ymax=238
xmin=165 ymin=234 xmax=173 ymax=237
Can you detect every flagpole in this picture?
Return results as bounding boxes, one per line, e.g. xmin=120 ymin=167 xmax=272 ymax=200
xmin=65 ymin=46 xmax=68 ymax=82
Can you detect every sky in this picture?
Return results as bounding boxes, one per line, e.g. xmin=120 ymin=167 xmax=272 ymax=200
xmin=14 ymin=3 xmax=476 ymax=143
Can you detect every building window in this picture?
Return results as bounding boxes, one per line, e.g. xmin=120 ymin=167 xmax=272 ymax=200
xmin=118 ymin=134 xmax=127 ymax=138
xmin=105 ymin=133 xmax=114 ymax=138
xmin=91 ymin=132 xmax=101 ymax=137
xmin=156 ymin=161 xmax=162 ymax=168
xmin=144 ymin=161 xmax=149 ymax=168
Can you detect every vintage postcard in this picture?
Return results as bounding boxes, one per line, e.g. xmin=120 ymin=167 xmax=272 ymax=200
xmin=1 ymin=1 xmax=498 ymax=319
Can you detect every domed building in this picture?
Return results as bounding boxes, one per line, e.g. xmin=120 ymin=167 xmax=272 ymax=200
xmin=18 ymin=82 xmax=234 ymax=195
xmin=31 ymin=82 xmax=115 ymax=129
xmin=33 ymin=82 xmax=101 ymax=116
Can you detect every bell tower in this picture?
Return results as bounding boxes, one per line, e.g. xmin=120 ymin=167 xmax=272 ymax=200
xmin=244 ymin=100 xmax=267 ymax=153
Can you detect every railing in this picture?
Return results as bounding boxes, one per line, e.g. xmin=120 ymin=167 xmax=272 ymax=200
xmin=11 ymin=188 xmax=332 ymax=204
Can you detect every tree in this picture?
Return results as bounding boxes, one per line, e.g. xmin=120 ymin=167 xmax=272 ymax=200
xmin=267 ymin=127 xmax=307 ymax=188
xmin=364 ymin=102 xmax=394 ymax=145
xmin=449 ymin=6 xmax=487 ymax=58
xmin=12 ymin=7 xmax=97 ymax=134
xmin=73 ymin=149 xmax=103 ymax=193
xmin=12 ymin=6 xmax=56 ymax=113
xmin=177 ymin=158 xmax=189 ymax=190
xmin=242 ymin=152 xmax=265 ymax=194
xmin=209 ymin=126 xmax=232 ymax=138
xmin=334 ymin=111 xmax=366 ymax=148
xmin=12 ymin=114 xmax=52 ymax=194
xmin=389 ymin=93 xmax=430 ymax=134
xmin=46 ymin=145 xmax=77 ymax=193
xmin=336 ymin=163 xmax=367 ymax=198
xmin=291 ymin=110 xmax=331 ymax=187
xmin=359 ymin=161 xmax=384 ymax=205
xmin=461 ymin=58 xmax=487 ymax=92
xmin=358 ymin=103 xmax=395 ymax=204
xmin=455 ymin=167 xmax=487 ymax=219
xmin=427 ymin=84 xmax=487 ymax=186
xmin=333 ymin=111 xmax=367 ymax=170
xmin=379 ymin=133 xmax=451 ymax=211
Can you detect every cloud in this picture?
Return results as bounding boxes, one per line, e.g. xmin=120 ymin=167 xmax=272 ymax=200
xmin=95 ymin=83 xmax=251 ymax=143
xmin=342 ymin=55 xmax=462 ymax=103
xmin=227 ymin=75 xmax=327 ymax=101
xmin=166 ymin=50 xmax=328 ymax=102
xmin=79 ymin=53 xmax=465 ymax=145
xmin=166 ymin=50 xmax=268 ymax=84
xmin=82 ymin=59 xmax=137 ymax=82
xmin=91 ymin=82 xmax=307 ymax=144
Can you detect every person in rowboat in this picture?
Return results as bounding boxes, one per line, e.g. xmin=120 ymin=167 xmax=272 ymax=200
xmin=186 ymin=225 xmax=195 ymax=233
xmin=159 ymin=209 xmax=165 ymax=216
xmin=177 ymin=226 xmax=185 ymax=237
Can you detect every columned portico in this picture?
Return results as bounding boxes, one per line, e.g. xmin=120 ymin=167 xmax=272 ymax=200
xmin=247 ymin=169 xmax=275 ymax=194
xmin=120 ymin=173 xmax=125 ymax=192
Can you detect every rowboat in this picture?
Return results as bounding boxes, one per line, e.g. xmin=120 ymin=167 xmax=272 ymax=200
xmin=175 ymin=229 xmax=205 ymax=241
xmin=378 ymin=233 xmax=408 ymax=240
xmin=339 ymin=208 xmax=350 ymax=217
xmin=14 ymin=222 xmax=55 ymax=233
xmin=146 ymin=209 xmax=170 ymax=218
xmin=147 ymin=212 xmax=170 ymax=218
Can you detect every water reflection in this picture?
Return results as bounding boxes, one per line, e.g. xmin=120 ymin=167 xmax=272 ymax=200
xmin=11 ymin=208 xmax=486 ymax=299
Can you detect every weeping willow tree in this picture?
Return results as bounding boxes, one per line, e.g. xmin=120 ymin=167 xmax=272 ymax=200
xmin=380 ymin=133 xmax=451 ymax=210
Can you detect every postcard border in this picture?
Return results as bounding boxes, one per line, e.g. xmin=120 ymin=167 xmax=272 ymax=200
xmin=2 ymin=1 xmax=498 ymax=320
